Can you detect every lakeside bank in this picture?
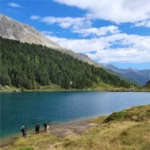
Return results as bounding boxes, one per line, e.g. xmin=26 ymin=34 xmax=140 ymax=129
xmin=0 ymin=116 xmax=101 ymax=148
xmin=0 ymin=85 xmax=150 ymax=93
xmin=1 ymin=105 xmax=150 ymax=150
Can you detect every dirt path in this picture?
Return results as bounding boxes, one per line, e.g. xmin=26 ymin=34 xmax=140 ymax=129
xmin=49 ymin=118 xmax=98 ymax=138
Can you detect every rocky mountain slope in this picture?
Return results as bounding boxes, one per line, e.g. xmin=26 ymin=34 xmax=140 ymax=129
xmin=0 ymin=14 xmax=62 ymax=50
xmin=106 ymin=64 xmax=150 ymax=85
xmin=0 ymin=14 xmax=102 ymax=67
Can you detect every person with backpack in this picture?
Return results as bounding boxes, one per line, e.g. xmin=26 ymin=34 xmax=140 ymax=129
xmin=20 ymin=125 xmax=27 ymax=138
xmin=35 ymin=123 xmax=40 ymax=134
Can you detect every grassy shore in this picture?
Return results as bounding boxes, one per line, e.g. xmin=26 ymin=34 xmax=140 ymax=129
xmin=0 ymin=83 xmax=150 ymax=93
xmin=1 ymin=105 xmax=150 ymax=150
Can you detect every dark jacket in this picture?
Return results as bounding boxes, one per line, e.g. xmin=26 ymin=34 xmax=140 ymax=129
xmin=44 ymin=122 xmax=47 ymax=128
xmin=35 ymin=124 xmax=40 ymax=130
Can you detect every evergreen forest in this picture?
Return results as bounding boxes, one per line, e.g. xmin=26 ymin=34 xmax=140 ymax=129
xmin=0 ymin=37 xmax=133 ymax=89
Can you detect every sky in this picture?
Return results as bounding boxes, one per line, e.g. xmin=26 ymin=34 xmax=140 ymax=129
xmin=1 ymin=0 xmax=150 ymax=69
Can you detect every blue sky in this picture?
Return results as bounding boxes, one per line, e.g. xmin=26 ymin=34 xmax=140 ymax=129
xmin=1 ymin=0 xmax=150 ymax=69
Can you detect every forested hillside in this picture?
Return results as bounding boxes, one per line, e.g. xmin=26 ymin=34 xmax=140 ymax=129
xmin=0 ymin=37 xmax=133 ymax=90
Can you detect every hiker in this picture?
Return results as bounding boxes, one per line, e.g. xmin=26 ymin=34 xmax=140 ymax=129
xmin=20 ymin=125 xmax=27 ymax=138
xmin=44 ymin=122 xmax=48 ymax=132
xmin=35 ymin=123 xmax=40 ymax=134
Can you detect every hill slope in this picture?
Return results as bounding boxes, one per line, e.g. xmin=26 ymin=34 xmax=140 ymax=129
xmin=0 ymin=14 xmax=102 ymax=67
xmin=0 ymin=37 xmax=133 ymax=90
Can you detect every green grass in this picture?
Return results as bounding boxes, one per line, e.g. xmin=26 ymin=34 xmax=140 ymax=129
xmin=1 ymin=80 xmax=150 ymax=92
xmin=104 ymin=105 xmax=150 ymax=123
xmin=26 ymin=84 xmax=63 ymax=91
xmin=104 ymin=111 xmax=127 ymax=122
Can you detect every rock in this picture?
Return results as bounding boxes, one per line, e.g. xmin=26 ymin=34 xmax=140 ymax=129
xmin=13 ymin=89 xmax=19 ymax=92
xmin=5 ymin=85 xmax=9 ymax=89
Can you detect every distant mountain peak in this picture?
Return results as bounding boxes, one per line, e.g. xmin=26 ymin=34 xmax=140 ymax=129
xmin=128 ymin=67 xmax=137 ymax=73
xmin=106 ymin=64 xmax=118 ymax=69
xmin=107 ymin=64 xmax=150 ymax=85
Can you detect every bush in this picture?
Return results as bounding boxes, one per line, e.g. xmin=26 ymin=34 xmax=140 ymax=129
xmin=19 ymin=147 xmax=33 ymax=150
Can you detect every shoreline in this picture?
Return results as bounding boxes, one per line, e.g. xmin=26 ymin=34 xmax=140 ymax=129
xmin=1 ymin=105 xmax=150 ymax=150
xmin=1 ymin=88 xmax=150 ymax=93
xmin=0 ymin=116 xmax=102 ymax=148
xmin=0 ymin=84 xmax=150 ymax=93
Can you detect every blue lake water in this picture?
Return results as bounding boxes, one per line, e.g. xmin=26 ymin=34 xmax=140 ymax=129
xmin=0 ymin=91 xmax=150 ymax=138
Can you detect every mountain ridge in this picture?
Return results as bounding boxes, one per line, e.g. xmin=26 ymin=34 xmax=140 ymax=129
xmin=106 ymin=64 xmax=150 ymax=85
xmin=0 ymin=14 xmax=103 ymax=67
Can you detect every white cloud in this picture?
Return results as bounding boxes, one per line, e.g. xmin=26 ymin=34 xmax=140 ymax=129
xmin=30 ymin=15 xmax=41 ymax=20
xmin=8 ymin=2 xmax=21 ymax=8
xmin=134 ymin=20 xmax=150 ymax=28
xmin=53 ymin=0 xmax=150 ymax=24
xmin=31 ymin=16 xmax=120 ymax=37
xmin=40 ymin=16 xmax=92 ymax=29
xmin=44 ymin=33 xmax=150 ymax=63
xmin=42 ymin=31 xmax=53 ymax=35
xmin=46 ymin=35 xmax=107 ymax=53
xmin=87 ymin=48 xmax=150 ymax=63
xmin=73 ymin=26 xmax=120 ymax=37
xmin=42 ymin=30 xmax=64 ymax=36
xmin=30 ymin=0 xmax=150 ymax=64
